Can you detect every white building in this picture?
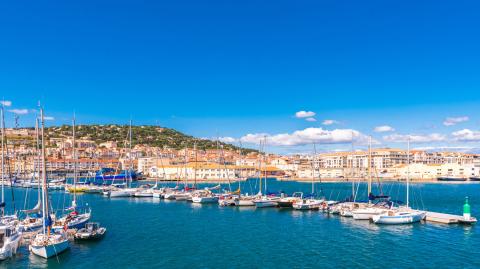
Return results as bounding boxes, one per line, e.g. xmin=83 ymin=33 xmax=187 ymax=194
xmin=388 ymin=163 xmax=479 ymax=180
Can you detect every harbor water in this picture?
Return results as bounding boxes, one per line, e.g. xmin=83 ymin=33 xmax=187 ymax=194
xmin=2 ymin=179 xmax=479 ymax=268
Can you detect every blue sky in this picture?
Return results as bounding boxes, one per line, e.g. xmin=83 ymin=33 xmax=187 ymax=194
xmin=1 ymin=0 xmax=480 ymax=153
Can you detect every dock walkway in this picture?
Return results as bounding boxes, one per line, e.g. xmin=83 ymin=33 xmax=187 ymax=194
xmin=425 ymin=211 xmax=466 ymax=224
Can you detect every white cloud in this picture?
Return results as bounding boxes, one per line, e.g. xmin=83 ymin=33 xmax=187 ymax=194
xmin=322 ymin=119 xmax=339 ymax=126
xmin=240 ymin=133 xmax=269 ymax=144
xmin=218 ymin=137 xmax=237 ymax=143
xmin=452 ymin=129 xmax=480 ymax=142
xmin=374 ymin=125 xmax=395 ymax=133
xmin=0 ymin=101 xmax=12 ymax=107
xmin=240 ymin=128 xmax=370 ymax=146
xmin=383 ymin=133 xmax=446 ymax=143
xmin=295 ymin=111 xmax=316 ymax=118
xmin=305 ymin=117 xmax=317 ymax=122
xmin=443 ymin=116 xmax=469 ymax=126
xmin=8 ymin=109 xmax=29 ymax=115
xmin=44 ymin=116 xmax=55 ymax=121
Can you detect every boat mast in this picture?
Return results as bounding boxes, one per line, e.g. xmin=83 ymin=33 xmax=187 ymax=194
xmin=258 ymin=139 xmax=263 ymax=196
xmin=194 ymin=142 xmax=197 ymax=189
xmin=35 ymin=118 xmax=41 ymax=206
xmin=129 ymin=120 xmax=132 ymax=188
xmin=216 ymin=137 xmax=220 ymax=184
xmin=407 ymin=136 xmax=410 ymax=208
xmin=312 ymin=144 xmax=316 ymax=195
xmin=351 ymin=131 xmax=355 ymax=198
xmin=40 ymin=107 xmax=49 ymax=235
xmin=367 ymin=136 xmax=372 ymax=203
xmin=1 ymin=103 xmax=4 ymax=207
xmin=238 ymin=142 xmax=243 ymax=197
xmin=183 ymin=146 xmax=188 ymax=188
xmin=72 ymin=114 xmax=77 ymax=208
xmin=263 ymin=136 xmax=267 ymax=195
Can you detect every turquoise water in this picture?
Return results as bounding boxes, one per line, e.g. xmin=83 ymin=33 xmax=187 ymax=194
xmin=2 ymin=179 xmax=480 ymax=269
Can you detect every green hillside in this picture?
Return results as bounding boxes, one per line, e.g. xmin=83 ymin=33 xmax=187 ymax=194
xmin=44 ymin=125 xmax=254 ymax=152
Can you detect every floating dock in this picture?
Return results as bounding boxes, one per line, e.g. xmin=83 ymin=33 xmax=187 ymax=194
xmin=425 ymin=211 xmax=469 ymax=224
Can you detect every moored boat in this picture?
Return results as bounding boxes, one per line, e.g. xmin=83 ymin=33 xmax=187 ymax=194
xmin=292 ymin=198 xmax=323 ymax=211
xmin=277 ymin=192 xmax=303 ymax=208
xmin=30 ymin=233 xmax=69 ymax=259
xmin=372 ymin=209 xmax=426 ymax=225
xmin=74 ymin=222 xmax=106 ymax=241
xmin=29 ymin=108 xmax=70 ymax=259
xmin=437 ymin=177 xmax=467 ymax=182
xmin=373 ymin=138 xmax=426 ymax=225
xmin=254 ymin=195 xmax=280 ymax=208
xmin=0 ymin=224 xmax=21 ymax=260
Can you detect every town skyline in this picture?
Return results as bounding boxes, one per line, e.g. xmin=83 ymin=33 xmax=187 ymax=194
xmin=1 ymin=101 xmax=480 ymax=155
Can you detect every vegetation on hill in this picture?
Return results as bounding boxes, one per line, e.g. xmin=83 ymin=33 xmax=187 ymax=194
xmin=44 ymin=125 xmax=255 ymax=152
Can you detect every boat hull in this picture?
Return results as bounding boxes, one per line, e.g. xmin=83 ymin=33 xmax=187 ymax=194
xmin=30 ymin=240 xmax=69 ymax=259
xmin=19 ymin=222 xmax=43 ymax=232
xmin=293 ymin=202 xmax=322 ymax=210
xmin=238 ymin=199 xmax=255 ymax=206
xmin=372 ymin=212 xmax=426 ymax=225
xmin=0 ymin=234 xmax=21 ymax=260
xmin=53 ymin=213 xmax=91 ymax=231
xmin=277 ymin=201 xmax=294 ymax=208
xmin=134 ymin=192 xmax=154 ymax=197
xmin=75 ymin=229 xmax=106 ymax=241
xmin=109 ymin=190 xmax=135 ymax=198
xmin=254 ymin=201 xmax=278 ymax=208
xmin=192 ymin=196 xmax=219 ymax=204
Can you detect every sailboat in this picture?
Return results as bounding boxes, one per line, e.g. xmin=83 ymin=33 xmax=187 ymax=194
xmin=192 ymin=188 xmax=220 ymax=204
xmin=168 ymin=147 xmax=195 ymax=201
xmin=152 ymin=149 xmax=171 ymax=199
xmin=30 ymin=107 xmax=69 ymax=259
xmin=351 ymin=136 xmax=387 ymax=220
xmin=219 ymin=143 xmax=256 ymax=207
xmin=53 ymin=115 xmax=91 ymax=231
xmin=19 ymin=118 xmax=43 ymax=232
xmin=108 ymin=121 xmax=136 ymax=198
xmin=133 ymin=184 xmax=156 ymax=198
xmin=293 ymin=145 xmax=324 ymax=211
xmin=0 ymin=103 xmax=21 ymax=260
xmin=254 ymin=138 xmax=279 ymax=208
xmin=193 ymin=143 xmax=222 ymax=204
xmin=372 ymin=138 xmax=426 ymax=225
xmin=330 ymin=132 xmax=361 ymax=215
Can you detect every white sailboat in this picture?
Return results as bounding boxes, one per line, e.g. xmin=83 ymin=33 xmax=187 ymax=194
xmin=0 ymin=104 xmax=21 ymax=260
xmin=254 ymin=138 xmax=279 ymax=208
xmin=19 ymin=121 xmax=43 ymax=232
xmin=53 ymin=115 xmax=91 ymax=231
xmin=108 ymin=121 xmax=136 ymax=198
xmin=293 ymin=145 xmax=324 ymax=211
xmin=220 ymin=144 xmax=256 ymax=207
xmin=351 ymin=136 xmax=386 ymax=220
xmin=193 ymin=143 xmax=222 ymax=204
xmin=372 ymin=138 xmax=426 ymax=225
xmin=30 ymin=107 xmax=70 ymax=259
xmin=133 ymin=184 xmax=156 ymax=197
xmin=192 ymin=191 xmax=219 ymax=204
